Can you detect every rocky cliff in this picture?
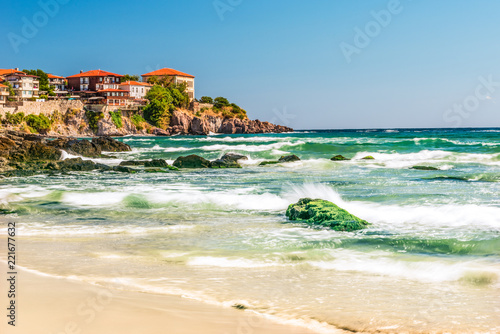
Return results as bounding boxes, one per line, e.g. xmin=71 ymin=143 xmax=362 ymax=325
xmin=161 ymin=110 xmax=292 ymax=136
xmin=0 ymin=104 xmax=292 ymax=137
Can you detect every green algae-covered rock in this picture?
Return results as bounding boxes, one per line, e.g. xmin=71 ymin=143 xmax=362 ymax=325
xmin=331 ymin=155 xmax=350 ymax=161
xmin=285 ymin=198 xmax=371 ymax=231
xmin=361 ymin=156 xmax=375 ymax=160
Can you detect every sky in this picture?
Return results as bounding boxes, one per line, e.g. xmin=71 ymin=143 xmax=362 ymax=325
xmin=1 ymin=0 xmax=500 ymax=129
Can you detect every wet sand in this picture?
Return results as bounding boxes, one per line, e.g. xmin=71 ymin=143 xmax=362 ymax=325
xmin=0 ymin=267 xmax=323 ymax=334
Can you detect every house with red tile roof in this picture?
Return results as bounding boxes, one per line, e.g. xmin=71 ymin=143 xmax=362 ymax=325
xmin=119 ymin=81 xmax=152 ymax=100
xmin=47 ymin=73 xmax=67 ymax=96
xmin=141 ymin=68 xmax=195 ymax=101
xmin=66 ymin=70 xmax=124 ymax=92
xmin=0 ymin=83 xmax=10 ymax=105
xmin=2 ymin=71 xmax=39 ymax=100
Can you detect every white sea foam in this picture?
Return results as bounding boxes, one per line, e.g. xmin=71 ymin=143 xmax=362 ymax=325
xmin=351 ymin=150 xmax=500 ymax=168
xmin=309 ymin=249 xmax=500 ymax=283
xmin=187 ymin=256 xmax=282 ymax=268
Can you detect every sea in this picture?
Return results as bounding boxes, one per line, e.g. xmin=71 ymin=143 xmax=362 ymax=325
xmin=1 ymin=128 xmax=499 ymax=333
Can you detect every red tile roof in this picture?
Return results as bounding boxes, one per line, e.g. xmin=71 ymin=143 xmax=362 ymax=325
xmin=0 ymin=69 xmax=25 ymax=76
xmin=47 ymin=73 xmax=65 ymax=79
xmin=141 ymin=68 xmax=194 ymax=78
xmin=0 ymin=83 xmax=7 ymax=87
xmin=97 ymin=89 xmax=129 ymax=92
xmin=119 ymin=81 xmax=152 ymax=86
xmin=67 ymin=70 xmax=124 ymax=78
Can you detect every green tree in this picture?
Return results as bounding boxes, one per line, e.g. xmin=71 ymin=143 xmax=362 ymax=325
xmin=2 ymin=81 xmax=15 ymax=96
xmin=214 ymin=97 xmax=230 ymax=109
xmin=122 ymin=74 xmax=140 ymax=82
xmin=200 ymin=96 xmax=213 ymax=104
xmin=143 ymin=85 xmax=174 ymax=129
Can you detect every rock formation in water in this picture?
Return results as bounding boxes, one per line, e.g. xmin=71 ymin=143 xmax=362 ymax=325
xmin=286 ymin=198 xmax=371 ymax=231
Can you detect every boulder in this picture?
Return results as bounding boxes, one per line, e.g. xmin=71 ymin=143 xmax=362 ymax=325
xmin=220 ymin=153 xmax=248 ymax=162
xmin=91 ymin=136 xmax=131 ymax=152
xmin=285 ymin=198 xmax=371 ymax=232
xmin=331 ymin=155 xmax=350 ymax=161
xmin=210 ymin=153 xmax=246 ymax=168
xmin=173 ymin=155 xmax=211 ymax=168
xmin=47 ymin=138 xmax=101 ymax=157
xmin=144 ymin=159 xmax=169 ymax=168
xmin=278 ymin=155 xmax=300 ymax=163
xmin=361 ymin=156 xmax=375 ymax=160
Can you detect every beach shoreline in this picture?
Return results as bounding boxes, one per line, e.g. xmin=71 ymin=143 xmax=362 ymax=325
xmin=0 ymin=265 xmax=327 ymax=334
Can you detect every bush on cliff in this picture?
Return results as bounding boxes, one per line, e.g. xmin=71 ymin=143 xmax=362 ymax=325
xmin=214 ymin=97 xmax=230 ymax=109
xmin=131 ymin=114 xmax=146 ymax=130
xmin=25 ymin=114 xmax=52 ymax=133
xmin=109 ymin=111 xmax=123 ymax=128
xmin=85 ymin=110 xmax=104 ymax=132
xmin=3 ymin=112 xmax=25 ymax=125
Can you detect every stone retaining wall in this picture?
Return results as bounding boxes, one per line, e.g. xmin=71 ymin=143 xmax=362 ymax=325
xmin=0 ymin=100 xmax=84 ymax=118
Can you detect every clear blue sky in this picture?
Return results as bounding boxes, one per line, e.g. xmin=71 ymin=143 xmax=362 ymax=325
xmin=2 ymin=0 xmax=499 ymax=129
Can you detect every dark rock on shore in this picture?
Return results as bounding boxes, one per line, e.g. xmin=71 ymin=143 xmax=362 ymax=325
xmin=331 ymin=155 xmax=350 ymax=161
xmin=173 ymin=155 xmax=211 ymax=168
xmin=0 ymin=130 xmax=134 ymax=177
xmin=47 ymin=136 xmax=130 ymax=157
xmin=91 ymin=136 xmax=131 ymax=152
xmin=144 ymin=159 xmax=169 ymax=168
xmin=278 ymin=155 xmax=300 ymax=163
xmin=286 ymin=198 xmax=371 ymax=232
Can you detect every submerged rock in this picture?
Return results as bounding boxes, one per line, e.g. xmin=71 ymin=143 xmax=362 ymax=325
xmin=210 ymin=153 xmax=246 ymax=168
xmin=144 ymin=159 xmax=169 ymax=168
xmin=331 ymin=155 xmax=350 ymax=161
xmin=285 ymin=198 xmax=371 ymax=231
xmin=173 ymin=155 xmax=211 ymax=168
xmin=411 ymin=166 xmax=439 ymax=171
xmin=259 ymin=160 xmax=280 ymax=166
xmin=119 ymin=160 xmax=148 ymax=166
xmin=278 ymin=155 xmax=300 ymax=163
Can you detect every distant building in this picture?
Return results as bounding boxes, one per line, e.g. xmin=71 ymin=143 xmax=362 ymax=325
xmin=141 ymin=68 xmax=195 ymax=101
xmin=47 ymin=74 xmax=67 ymax=96
xmin=0 ymin=83 xmax=9 ymax=104
xmin=3 ymin=72 xmax=39 ymax=100
xmin=66 ymin=70 xmax=123 ymax=92
xmin=119 ymin=81 xmax=152 ymax=100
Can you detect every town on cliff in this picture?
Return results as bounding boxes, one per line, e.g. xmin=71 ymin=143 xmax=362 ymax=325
xmin=0 ymin=67 xmax=292 ymax=137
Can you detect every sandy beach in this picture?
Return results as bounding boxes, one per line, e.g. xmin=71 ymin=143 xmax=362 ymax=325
xmin=0 ymin=267 xmax=320 ymax=334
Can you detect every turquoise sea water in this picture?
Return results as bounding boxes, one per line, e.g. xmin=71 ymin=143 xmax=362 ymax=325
xmin=1 ymin=128 xmax=500 ymax=333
